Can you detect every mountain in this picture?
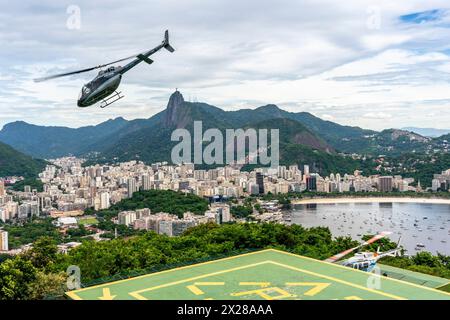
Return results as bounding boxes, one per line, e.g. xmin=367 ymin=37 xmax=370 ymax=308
xmin=247 ymin=118 xmax=333 ymax=154
xmin=402 ymin=127 xmax=450 ymax=138
xmin=85 ymin=91 xmax=365 ymax=176
xmin=243 ymin=118 xmax=361 ymax=174
xmin=1 ymin=90 xmax=379 ymax=160
xmin=2 ymin=91 xmax=446 ymax=165
xmin=0 ymin=141 xmax=47 ymax=178
xmin=210 ymin=103 xmax=377 ymax=153
xmin=93 ymin=91 xmax=333 ymax=162
xmin=434 ymin=134 xmax=450 ymax=152
xmin=85 ymin=93 xmax=376 ymax=156
xmin=436 ymin=133 xmax=450 ymax=142
xmin=90 ymin=93 xmax=440 ymax=160
xmin=281 ymin=110 xmax=377 ymax=152
xmin=0 ymin=117 xmax=128 ymax=158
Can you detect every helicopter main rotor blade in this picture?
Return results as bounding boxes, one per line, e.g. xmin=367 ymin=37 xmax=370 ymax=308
xmin=324 ymin=231 xmax=392 ymax=263
xmin=33 ymin=54 xmax=137 ymax=82
xmin=33 ymin=66 xmax=99 ymax=82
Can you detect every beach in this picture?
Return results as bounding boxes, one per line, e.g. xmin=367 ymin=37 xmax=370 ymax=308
xmin=292 ymin=197 xmax=450 ymax=205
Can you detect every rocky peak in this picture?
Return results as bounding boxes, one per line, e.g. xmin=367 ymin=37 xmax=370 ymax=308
xmin=168 ymin=90 xmax=184 ymax=107
xmin=164 ymin=90 xmax=186 ymax=127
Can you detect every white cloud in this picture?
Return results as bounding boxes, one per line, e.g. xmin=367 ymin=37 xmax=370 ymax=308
xmin=363 ymin=112 xmax=393 ymax=119
xmin=1 ymin=0 xmax=450 ymax=131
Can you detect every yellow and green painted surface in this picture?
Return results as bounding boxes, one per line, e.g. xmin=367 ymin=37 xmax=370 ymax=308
xmin=66 ymin=249 xmax=450 ymax=300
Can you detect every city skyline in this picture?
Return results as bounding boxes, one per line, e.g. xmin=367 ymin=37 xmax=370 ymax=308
xmin=2 ymin=155 xmax=449 ymax=256
xmin=1 ymin=1 xmax=450 ymax=130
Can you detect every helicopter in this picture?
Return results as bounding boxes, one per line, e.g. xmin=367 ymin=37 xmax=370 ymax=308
xmin=325 ymin=231 xmax=402 ymax=272
xmin=34 ymin=30 xmax=175 ymax=108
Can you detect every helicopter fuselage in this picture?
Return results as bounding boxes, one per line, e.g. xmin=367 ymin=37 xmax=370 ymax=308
xmin=77 ymin=68 xmax=122 ymax=107
xmin=342 ymin=253 xmax=378 ymax=272
xmin=340 ymin=247 xmax=400 ymax=272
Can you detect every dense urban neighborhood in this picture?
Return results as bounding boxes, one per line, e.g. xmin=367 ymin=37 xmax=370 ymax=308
xmin=1 ymin=157 xmax=449 ymax=254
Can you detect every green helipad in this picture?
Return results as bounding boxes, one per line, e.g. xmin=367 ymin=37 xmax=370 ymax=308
xmin=66 ymin=249 xmax=450 ymax=300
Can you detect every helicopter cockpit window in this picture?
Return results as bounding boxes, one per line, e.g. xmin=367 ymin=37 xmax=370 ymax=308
xmin=80 ymin=85 xmax=91 ymax=98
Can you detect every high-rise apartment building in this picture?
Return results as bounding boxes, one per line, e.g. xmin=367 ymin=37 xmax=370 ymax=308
xmin=306 ymin=175 xmax=317 ymax=191
xmin=142 ymin=175 xmax=152 ymax=190
xmin=0 ymin=180 xmax=5 ymax=197
xmin=303 ymin=164 xmax=310 ymax=177
xmin=0 ymin=230 xmax=8 ymax=251
xmin=256 ymin=172 xmax=265 ymax=194
xmin=100 ymin=192 xmax=110 ymax=209
xmin=378 ymin=176 xmax=393 ymax=192
xmin=127 ymin=178 xmax=137 ymax=198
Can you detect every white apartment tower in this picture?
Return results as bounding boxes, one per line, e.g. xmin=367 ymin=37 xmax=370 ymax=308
xmin=0 ymin=230 xmax=8 ymax=251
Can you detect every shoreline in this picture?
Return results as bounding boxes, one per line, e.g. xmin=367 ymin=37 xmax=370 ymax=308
xmin=292 ymin=197 xmax=450 ymax=205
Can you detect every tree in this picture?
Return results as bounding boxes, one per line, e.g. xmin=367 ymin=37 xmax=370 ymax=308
xmin=412 ymin=252 xmax=441 ymax=268
xmin=28 ymin=271 xmax=67 ymax=300
xmin=0 ymin=253 xmax=12 ymax=263
xmin=10 ymin=178 xmax=44 ymax=192
xmin=231 ymin=205 xmax=253 ymax=218
xmin=23 ymin=236 xmax=59 ymax=271
xmin=2 ymin=218 xmax=61 ymax=249
xmin=96 ymin=190 xmax=209 ymax=219
xmin=0 ymin=257 xmax=37 ymax=300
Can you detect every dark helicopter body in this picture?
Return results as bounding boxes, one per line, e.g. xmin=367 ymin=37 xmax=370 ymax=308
xmin=35 ymin=30 xmax=174 ymax=108
xmin=78 ymin=69 xmax=122 ymax=107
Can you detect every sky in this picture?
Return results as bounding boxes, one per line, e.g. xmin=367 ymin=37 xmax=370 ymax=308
xmin=1 ymin=0 xmax=450 ymax=131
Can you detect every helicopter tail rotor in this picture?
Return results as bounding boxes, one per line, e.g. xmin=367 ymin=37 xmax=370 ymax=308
xmin=163 ymin=30 xmax=175 ymax=53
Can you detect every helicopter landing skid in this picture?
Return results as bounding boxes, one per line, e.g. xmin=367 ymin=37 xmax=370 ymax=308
xmin=100 ymin=91 xmax=124 ymax=108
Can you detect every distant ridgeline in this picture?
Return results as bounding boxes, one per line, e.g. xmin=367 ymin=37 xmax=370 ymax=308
xmin=0 ymin=91 xmax=448 ymax=179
